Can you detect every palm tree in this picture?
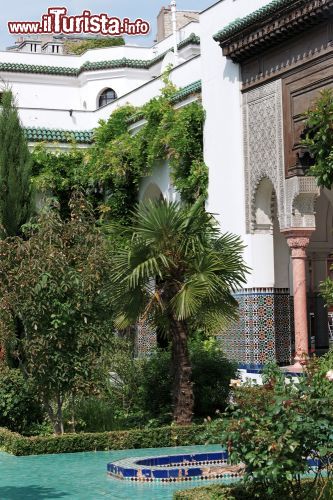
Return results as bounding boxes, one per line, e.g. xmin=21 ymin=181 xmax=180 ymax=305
xmin=110 ymin=200 xmax=249 ymax=425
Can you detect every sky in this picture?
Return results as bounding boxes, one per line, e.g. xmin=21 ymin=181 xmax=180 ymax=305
xmin=0 ymin=1 xmax=216 ymax=50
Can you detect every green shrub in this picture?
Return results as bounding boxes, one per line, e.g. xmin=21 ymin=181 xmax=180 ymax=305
xmin=0 ymin=423 xmax=215 ymax=456
xmin=64 ymin=397 xmax=115 ymax=433
xmin=174 ymin=484 xmax=239 ymax=500
xmin=219 ymin=354 xmax=333 ymax=497
xmin=0 ymin=366 xmax=44 ymax=434
xmin=191 ymin=338 xmax=237 ymax=418
xmin=107 ymin=339 xmax=236 ymax=428
xmin=174 ymin=480 xmax=333 ymax=500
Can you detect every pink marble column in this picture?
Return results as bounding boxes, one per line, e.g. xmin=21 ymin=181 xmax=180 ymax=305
xmin=282 ymin=229 xmax=314 ymax=369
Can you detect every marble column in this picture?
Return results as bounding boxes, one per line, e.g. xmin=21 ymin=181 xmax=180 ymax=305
xmin=282 ymin=229 xmax=314 ymax=369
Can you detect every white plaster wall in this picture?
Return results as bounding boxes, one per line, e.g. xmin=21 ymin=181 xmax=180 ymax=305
xmin=95 ymin=56 xmax=200 ymax=123
xmin=200 ymin=0 xmax=277 ymax=288
xmin=273 ymin=217 xmax=291 ymax=289
xmin=1 ymin=31 xmax=200 ymax=127
xmin=152 ymin=21 xmax=200 ymax=55
xmin=3 ymin=70 xmax=153 ymax=112
xmin=78 ymin=70 xmax=152 ymax=110
xmin=14 ymin=55 xmax=199 ymax=130
xmin=8 ymin=78 xmax=81 ymax=110
xmin=248 ymin=235 xmax=275 ymax=287
xmin=18 ymin=107 xmax=92 ymax=130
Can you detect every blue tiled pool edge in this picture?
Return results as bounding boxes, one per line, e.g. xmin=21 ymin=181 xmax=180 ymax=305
xmin=107 ymin=450 xmax=244 ymax=483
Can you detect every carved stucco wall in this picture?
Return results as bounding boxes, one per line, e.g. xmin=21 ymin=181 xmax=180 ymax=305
xmin=243 ymin=79 xmax=319 ymax=233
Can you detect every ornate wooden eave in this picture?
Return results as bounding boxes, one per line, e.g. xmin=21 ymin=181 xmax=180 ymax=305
xmin=213 ymin=0 xmax=333 ymax=63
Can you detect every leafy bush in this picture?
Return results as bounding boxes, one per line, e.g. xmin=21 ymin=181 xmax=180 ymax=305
xmin=302 ymin=89 xmax=333 ymax=189
xmin=138 ymin=349 xmax=172 ymax=424
xmin=0 ymin=424 xmax=213 ymax=456
xmin=191 ymin=338 xmax=237 ymax=418
xmin=64 ymin=37 xmax=124 ymax=55
xmin=0 ymin=193 xmax=115 ymax=434
xmin=64 ymin=397 xmax=115 ymax=433
xmin=0 ymin=366 xmax=44 ymax=434
xmin=106 ymin=338 xmax=236 ymax=428
xmin=220 ymin=354 xmax=333 ymax=498
xmin=174 ymin=479 xmax=333 ymax=500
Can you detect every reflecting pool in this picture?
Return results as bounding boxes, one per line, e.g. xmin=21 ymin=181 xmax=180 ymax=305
xmin=0 ymin=444 xmax=227 ymax=499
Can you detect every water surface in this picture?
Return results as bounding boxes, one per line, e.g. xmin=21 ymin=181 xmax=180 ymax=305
xmin=0 ymin=444 xmax=224 ymax=499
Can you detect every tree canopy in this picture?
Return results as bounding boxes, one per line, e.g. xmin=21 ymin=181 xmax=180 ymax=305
xmin=0 ymin=90 xmax=33 ymax=236
xmin=0 ymin=193 xmax=114 ymax=434
xmin=109 ymin=200 xmax=248 ymax=423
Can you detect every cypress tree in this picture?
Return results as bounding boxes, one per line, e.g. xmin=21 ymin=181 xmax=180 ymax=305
xmin=0 ymin=90 xmax=32 ymax=236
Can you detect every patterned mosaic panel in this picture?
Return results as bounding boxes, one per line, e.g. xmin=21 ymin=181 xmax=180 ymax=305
xmin=135 ymin=290 xmax=294 ymax=366
xmin=219 ymin=289 xmax=293 ymax=368
xmin=274 ymin=293 xmax=294 ymax=365
xmin=135 ymin=322 xmax=157 ymax=358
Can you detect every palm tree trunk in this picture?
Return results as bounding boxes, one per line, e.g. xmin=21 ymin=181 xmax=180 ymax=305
xmin=171 ymin=318 xmax=194 ymax=425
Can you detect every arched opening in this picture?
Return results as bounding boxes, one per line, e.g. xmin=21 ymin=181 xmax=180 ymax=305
xmin=307 ymin=191 xmax=333 ymax=351
xmin=252 ymin=177 xmax=292 ymax=364
xmin=253 ymin=177 xmax=275 ymax=233
xmin=97 ymin=88 xmax=117 ymax=108
xmin=253 ymin=177 xmax=290 ymax=288
xmin=141 ymin=182 xmax=164 ymax=202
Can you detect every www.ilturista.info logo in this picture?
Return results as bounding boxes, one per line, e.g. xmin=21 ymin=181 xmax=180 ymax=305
xmin=8 ymin=7 xmax=150 ymax=36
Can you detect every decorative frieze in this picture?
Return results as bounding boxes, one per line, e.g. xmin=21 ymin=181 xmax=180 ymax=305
xmin=243 ymin=80 xmax=320 ymax=233
xmin=214 ymin=0 xmax=333 ymax=64
xmin=243 ymin=80 xmax=285 ymax=233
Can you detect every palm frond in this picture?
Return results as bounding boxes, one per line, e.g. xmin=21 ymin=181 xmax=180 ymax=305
xmin=109 ymin=199 xmax=250 ymax=336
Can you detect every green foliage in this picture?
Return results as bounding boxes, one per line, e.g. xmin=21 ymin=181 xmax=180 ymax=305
xmin=87 ymin=91 xmax=208 ymax=216
xmin=191 ymin=338 xmax=237 ymax=418
xmin=137 ymin=349 xmax=172 ymax=424
xmin=100 ymin=337 xmax=235 ymax=429
xmin=109 ymin=200 xmax=248 ymax=423
xmin=32 ymin=80 xmax=208 ymax=223
xmin=132 ymin=339 xmax=236 ymax=422
xmin=174 ymin=479 xmax=333 ymax=500
xmin=64 ymin=397 xmax=115 ymax=433
xmin=0 ymin=90 xmax=33 ymax=236
xmin=31 ymin=144 xmax=86 ymax=218
xmin=86 ymin=105 xmax=143 ymax=222
xmin=0 ymin=424 xmax=211 ymax=456
xmin=319 ymin=274 xmax=333 ymax=307
xmin=0 ymin=192 xmax=115 ymax=434
xmin=110 ymin=200 xmax=248 ymax=333
xmin=168 ymin=104 xmax=207 ymax=202
xmin=0 ymin=366 xmax=44 ymax=434
xmin=219 ymin=352 xmax=333 ymax=498
xmin=64 ymin=37 xmax=124 ymax=55
xmin=302 ymin=89 xmax=333 ymax=189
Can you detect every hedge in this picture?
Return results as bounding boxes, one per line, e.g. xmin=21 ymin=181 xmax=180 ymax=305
xmin=0 ymin=424 xmax=214 ymax=456
xmin=174 ymin=484 xmax=239 ymax=500
xmin=174 ymin=481 xmax=333 ymax=500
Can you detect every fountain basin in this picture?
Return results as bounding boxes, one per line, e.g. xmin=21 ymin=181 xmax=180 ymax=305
xmin=107 ymin=451 xmax=244 ymax=482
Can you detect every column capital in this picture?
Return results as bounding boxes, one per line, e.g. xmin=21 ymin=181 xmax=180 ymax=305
xmin=281 ymin=228 xmax=315 ymax=258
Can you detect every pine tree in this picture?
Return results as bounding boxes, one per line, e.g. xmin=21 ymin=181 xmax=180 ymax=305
xmin=0 ymin=90 xmax=32 ymax=236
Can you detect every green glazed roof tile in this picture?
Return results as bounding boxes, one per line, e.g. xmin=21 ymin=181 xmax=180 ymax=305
xmin=24 ymin=127 xmax=93 ymax=144
xmin=170 ymin=80 xmax=201 ymax=103
xmin=213 ymin=0 xmax=301 ymax=42
xmin=0 ymin=34 xmax=200 ymax=77
xmin=177 ymin=33 xmax=200 ymax=50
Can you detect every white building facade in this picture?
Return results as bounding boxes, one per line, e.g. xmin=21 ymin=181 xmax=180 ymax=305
xmin=2 ymin=0 xmax=332 ymax=373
